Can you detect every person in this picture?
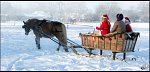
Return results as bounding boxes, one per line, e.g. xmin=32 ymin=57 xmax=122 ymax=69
xmin=96 ymin=14 xmax=111 ymax=36
xmin=124 ymin=16 xmax=134 ymax=38
xmin=124 ymin=16 xmax=133 ymax=32
xmin=110 ymin=13 xmax=126 ymax=33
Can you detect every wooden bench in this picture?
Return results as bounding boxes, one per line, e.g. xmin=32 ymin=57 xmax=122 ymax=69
xmin=80 ymin=31 xmax=140 ymax=60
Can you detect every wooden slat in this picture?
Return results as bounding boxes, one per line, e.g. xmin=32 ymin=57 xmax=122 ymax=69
xmin=98 ymin=37 xmax=105 ymax=49
xmin=123 ymin=39 xmax=127 ymax=52
xmin=110 ymin=36 xmax=117 ymax=51
xmin=130 ymin=32 xmax=139 ymax=51
xmin=105 ymin=38 xmax=111 ymax=50
xmin=116 ymin=34 xmax=125 ymax=52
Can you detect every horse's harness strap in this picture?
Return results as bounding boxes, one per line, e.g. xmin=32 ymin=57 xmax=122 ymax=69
xmin=38 ymin=20 xmax=55 ymax=32
xmin=37 ymin=25 xmax=48 ymax=37
xmin=37 ymin=21 xmax=54 ymax=38
xmin=38 ymin=19 xmax=47 ymax=26
xmin=37 ymin=19 xmax=47 ymax=33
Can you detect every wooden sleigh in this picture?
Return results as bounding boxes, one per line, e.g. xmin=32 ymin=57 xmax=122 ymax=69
xmin=80 ymin=31 xmax=140 ymax=60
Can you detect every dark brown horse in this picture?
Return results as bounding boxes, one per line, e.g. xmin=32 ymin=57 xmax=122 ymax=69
xmin=22 ymin=19 xmax=68 ymax=52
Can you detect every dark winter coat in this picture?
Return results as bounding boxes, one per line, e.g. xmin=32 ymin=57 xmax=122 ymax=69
xmin=126 ymin=24 xmax=133 ymax=32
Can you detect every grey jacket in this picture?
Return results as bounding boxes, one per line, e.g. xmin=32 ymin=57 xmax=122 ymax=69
xmin=110 ymin=21 xmax=126 ymax=33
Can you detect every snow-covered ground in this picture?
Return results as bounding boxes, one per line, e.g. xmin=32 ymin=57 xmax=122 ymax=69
xmin=1 ymin=21 xmax=149 ymax=71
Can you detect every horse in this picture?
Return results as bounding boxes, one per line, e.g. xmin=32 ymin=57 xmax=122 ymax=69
xmin=22 ymin=19 xmax=69 ymax=52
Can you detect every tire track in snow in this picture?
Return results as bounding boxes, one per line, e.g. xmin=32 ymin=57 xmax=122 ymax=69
xmin=6 ymin=54 xmax=43 ymax=71
xmin=6 ymin=56 xmax=22 ymax=71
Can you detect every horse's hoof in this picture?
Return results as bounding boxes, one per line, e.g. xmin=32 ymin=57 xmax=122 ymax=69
xmin=65 ymin=49 xmax=69 ymax=52
xmin=56 ymin=49 xmax=59 ymax=51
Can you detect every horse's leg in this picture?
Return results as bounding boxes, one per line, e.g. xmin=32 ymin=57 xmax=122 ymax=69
xmin=56 ymin=43 xmax=60 ymax=51
xmin=62 ymin=25 xmax=69 ymax=52
xmin=61 ymin=34 xmax=69 ymax=52
xmin=54 ymin=33 xmax=62 ymax=51
xmin=35 ymin=37 xmax=41 ymax=49
xmin=55 ymin=32 xmax=68 ymax=52
xmin=62 ymin=39 xmax=69 ymax=52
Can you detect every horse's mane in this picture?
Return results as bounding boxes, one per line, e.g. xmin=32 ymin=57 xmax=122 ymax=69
xmin=26 ymin=19 xmax=44 ymax=26
xmin=26 ymin=18 xmax=38 ymax=22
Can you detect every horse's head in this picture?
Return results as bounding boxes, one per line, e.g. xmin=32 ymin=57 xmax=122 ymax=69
xmin=22 ymin=20 xmax=31 ymax=35
xmin=22 ymin=19 xmax=39 ymax=35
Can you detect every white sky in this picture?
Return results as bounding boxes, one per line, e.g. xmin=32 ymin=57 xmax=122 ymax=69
xmin=2 ymin=1 xmax=148 ymax=11
xmin=85 ymin=1 xmax=145 ymax=10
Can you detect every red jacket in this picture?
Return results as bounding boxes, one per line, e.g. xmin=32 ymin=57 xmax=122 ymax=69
xmin=96 ymin=21 xmax=111 ymax=36
xmin=126 ymin=24 xmax=132 ymax=32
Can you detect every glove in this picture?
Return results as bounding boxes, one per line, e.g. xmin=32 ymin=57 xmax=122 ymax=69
xmin=96 ymin=27 xmax=99 ymax=30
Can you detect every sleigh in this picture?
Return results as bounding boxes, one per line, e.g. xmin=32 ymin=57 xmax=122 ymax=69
xmin=79 ymin=31 xmax=140 ymax=60
xmin=22 ymin=19 xmax=140 ymax=60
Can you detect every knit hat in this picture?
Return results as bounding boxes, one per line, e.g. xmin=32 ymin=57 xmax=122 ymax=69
xmin=116 ymin=13 xmax=123 ymax=21
xmin=102 ymin=14 xmax=109 ymax=20
xmin=124 ymin=16 xmax=131 ymax=25
xmin=124 ymin=16 xmax=130 ymax=22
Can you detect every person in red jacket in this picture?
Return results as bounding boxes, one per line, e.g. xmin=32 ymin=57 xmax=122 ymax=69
xmin=124 ymin=16 xmax=133 ymax=32
xmin=96 ymin=14 xmax=111 ymax=36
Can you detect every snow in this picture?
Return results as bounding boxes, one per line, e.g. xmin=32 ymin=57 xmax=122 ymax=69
xmin=1 ymin=21 xmax=149 ymax=71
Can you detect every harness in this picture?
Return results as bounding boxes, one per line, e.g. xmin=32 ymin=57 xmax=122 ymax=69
xmin=36 ymin=19 xmax=66 ymax=46
xmin=33 ymin=19 xmax=51 ymax=37
xmin=36 ymin=20 xmax=61 ymax=44
xmin=38 ymin=19 xmax=48 ymax=26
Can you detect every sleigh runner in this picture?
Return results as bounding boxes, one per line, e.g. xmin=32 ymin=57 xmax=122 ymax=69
xmin=79 ymin=31 xmax=140 ymax=60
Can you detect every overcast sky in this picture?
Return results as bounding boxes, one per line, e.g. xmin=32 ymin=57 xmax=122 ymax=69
xmin=85 ymin=1 xmax=144 ymax=10
xmin=2 ymin=1 xmax=148 ymax=11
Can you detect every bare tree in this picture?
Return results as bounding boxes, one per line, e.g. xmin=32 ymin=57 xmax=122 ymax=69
xmin=137 ymin=2 xmax=149 ymax=22
xmin=122 ymin=2 xmax=149 ymax=23
xmin=122 ymin=8 xmax=140 ymax=22
xmin=94 ymin=2 xmax=122 ymax=22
